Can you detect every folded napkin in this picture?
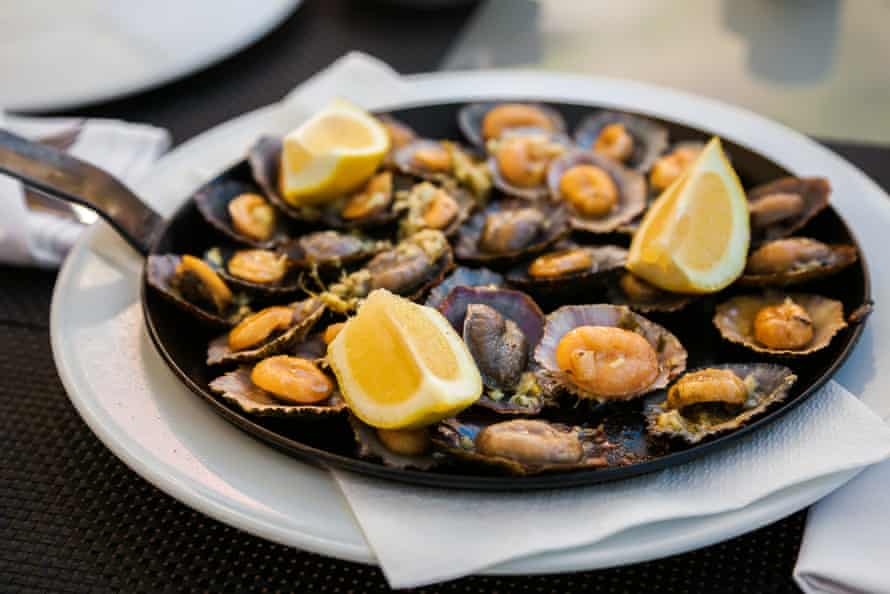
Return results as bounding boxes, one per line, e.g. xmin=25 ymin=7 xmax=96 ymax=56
xmin=0 ymin=112 xmax=169 ymax=267
xmin=273 ymin=53 xmax=890 ymax=589
xmin=794 ymin=458 xmax=890 ymax=593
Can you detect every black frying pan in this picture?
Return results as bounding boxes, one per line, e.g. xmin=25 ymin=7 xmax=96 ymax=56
xmin=0 ymin=101 xmax=870 ymax=490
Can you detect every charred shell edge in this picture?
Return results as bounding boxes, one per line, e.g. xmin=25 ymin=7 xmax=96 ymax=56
xmin=573 ymin=110 xmax=669 ymax=173
xmin=209 ymin=366 xmax=346 ymax=417
xmin=348 ymin=416 xmax=439 ymax=470
xmin=457 ymin=101 xmax=567 ymax=147
xmin=432 ymin=418 xmax=608 ymax=475
xmin=204 ymin=247 xmax=304 ymax=295
xmin=644 ymin=363 xmax=797 ymax=444
xmin=194 ymin=179 xmax=291 ymax=248
xmin=748 ymin=177 xmax=831 ymax=241
xmin=206 ymin=301 xmax=326 ymax=365
xmin=454 ymin=200 xmax=570 ymax=264
xmin=547 ymin=151 xmax=648 ymax=234
xmin=425 ymin=266 xmax=505 ymax=308
xmin=506 ymin=244 xmax=628 ymax=292
xmin=534 ymin=304 xmax=688 ymax=402
xmin=738 ymin=244 xmax=858 ymax=287
xmin=713 ymin=292 xmax=848 ymax=356
xmin=487 ymin=128 xmax=575 ymax=201
xmin=146 ymin=254 xmax=250 ymax=328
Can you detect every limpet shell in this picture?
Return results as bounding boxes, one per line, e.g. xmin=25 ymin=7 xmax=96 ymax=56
xmin=573 ymin=110 xmax=669 ymax=173
xmin=204 ymin=246 xmax=302 ymax=295
xmin=738 ymin=238 xmax=858 ymax=287
xmin=535 ymin=304 xmax=688 ymax=401
xmin=206 ymin=299 xmax=326 ymax=365
xmin=547 ymin=151 xmax=647 ymax=234
xmin=433 ymin=418 xmax=611 ymax=475
xmin=645 ymin=363 xmax=796 ymax=443
xmin=713 ymin=292 xmax=847 ymax=356
xmin=457 ymin=101 xmax=567 ymax=147
xmin=320 ymin=172 xmax=414 ymax=230
xmin=146 ymin=254 xmax=251 ymax=328
xmin=248 ymin=136 xmax=320 ymax=221
xmin=194 ymin=178 xmax=291 ymax=248
xmin=488 ymin=127 xmax=574 ymax=200
xmin=439 ymin=286 xmax=548 ymax=414
xmin=455 ymin=199 xmax=569 ymax=264
xmin=209 ymin=366 xmax=346 ymax=417
xmin=425 ymin=266 xmax=505 ymax=309
xmin=603 ymin=273 xmax=695 ymax=314
xmin=394 ymin=182 xmax=475 ymax=239
xmin=748 ymin=177 xmax=831 ymax=241
xmin=506 ymin=243 xmax=628 ymax=301
xmin=279 ymin=231 xmax=390 ymax=270
xmin=349 ymin=416 xmax=438 ymax=470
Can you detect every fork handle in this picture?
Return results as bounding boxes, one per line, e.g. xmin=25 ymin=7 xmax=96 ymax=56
xmin=0 ymin=129 xmax=163 ymax=255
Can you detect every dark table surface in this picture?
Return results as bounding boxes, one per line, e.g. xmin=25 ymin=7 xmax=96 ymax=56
xmin=3 ymin=1 xmax=888 ymax=592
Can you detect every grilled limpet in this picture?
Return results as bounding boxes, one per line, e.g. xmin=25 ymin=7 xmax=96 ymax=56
xmin=147 ymin=254 xmax=252 ymax=327
xmin=645 ymin=364 xmax=797 ymax=443
xmin=433 ymin=418 xmax=611 ymax=475
xmin=506 ymin=243 xmax=627 ymax=303
xmin=547 ymin=151 xmax=647 ymax=234
xmin=455 ymin=199 xmax=569 ymax=264
xmin=458 ymin=101 xmax=567 ymax=147
xmin=738 ymin=237 xmax=858 ymax=287
xmin=713 ymin=292 xmax=847 ymax=355
xmin=209 ymin=358 xmax=346 ymax=417
xmin=748 ymin=177 xmax=830 ymax=241
xmin=487 ymin=127 xmax=573 ymax=200
xmin=535 ymin=304 xmax=687 ymax=402
xmin=206 ymin=298 xmax=326 ymax=365
xmin=573 ymin=110 xmax=669 ymax=173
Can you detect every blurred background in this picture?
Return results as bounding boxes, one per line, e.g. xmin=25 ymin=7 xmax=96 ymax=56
xmin=444 ymin=0 xmax=890 ymax=143
xmin=3 ymin=0 xmax=888 ymax=144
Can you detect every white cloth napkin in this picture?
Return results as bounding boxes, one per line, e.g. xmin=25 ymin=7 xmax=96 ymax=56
xmin=0 ymin=112 xmax=169 ymax=267
xmin=270 ymin=53 xmax=890 ymax=589
xmin=794 ymin=458 xmax=890 ymax=593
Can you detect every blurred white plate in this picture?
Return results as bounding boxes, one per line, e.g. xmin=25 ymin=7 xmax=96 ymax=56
xmin=51 ymin=70 xmax=889 ymax=573
xmin=0 ymin=0 xmax=301 ymax=112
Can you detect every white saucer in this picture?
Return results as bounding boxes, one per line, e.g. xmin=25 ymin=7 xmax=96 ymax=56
xmin=50 ymin=70 xmax=890 ymax=574
xmin=1 ymin=1 xmax=301 ymax=112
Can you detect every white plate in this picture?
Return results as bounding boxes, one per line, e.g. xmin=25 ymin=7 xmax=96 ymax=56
xmin=0 ymin=1 xmax=301 ymax=112
xmin=51 ymin=71 xmax=890 ymax=574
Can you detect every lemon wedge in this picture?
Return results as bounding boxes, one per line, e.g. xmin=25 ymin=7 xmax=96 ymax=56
xmin=280 ymin=98 xmax=389 ymax=206
xmin=627 ymin=137 xmax=749 ymax=293
xmin=327 ymin=289 xmax=482 ymax=429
